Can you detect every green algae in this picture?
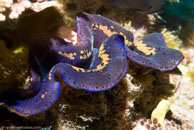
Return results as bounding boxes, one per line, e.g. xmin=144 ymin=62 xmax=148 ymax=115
xmin=0 ymin=40 xmax=28 ymax=93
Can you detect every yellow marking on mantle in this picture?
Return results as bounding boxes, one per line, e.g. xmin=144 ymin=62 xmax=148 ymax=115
xmin=10 ymin=108 xmax=30 ymax=117
xmin=94 ymin=24 xmax=132 ymax=46
xmin=71 ymin=44 xmax=111 ymax=73
xmin=134 ymin=40 xmax=156 ymax=55
xmin=87 ymin=44 xmax=111 ymax=72
xmin=48 ymin=65 xmax=55 ymax=80
xmin=80 ymin=50 xmax=92 ymax=60
xmin=80 ymin=50 xmax=84 ymax=54
xmin=58 ymin=51 xmax=75 ymax=60
xmin=72 ymin=66 xmax=86 ymax=72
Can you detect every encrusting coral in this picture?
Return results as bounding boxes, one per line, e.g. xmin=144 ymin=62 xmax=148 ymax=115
xmin=132 ymin=118 xmax=183 ymax=130
xmin=0 ymin=0 xmax=63 ymax=21
xmin=170 ymin=104 xmax=194 ymax=129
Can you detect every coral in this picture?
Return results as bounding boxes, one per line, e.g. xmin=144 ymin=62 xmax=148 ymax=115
xmin=186 ymin=67 xmax=194 ymax=83
xmin=8 ymin=0 xmax=32 ymax=19
xmin=30 ymin=0 xmax=63 ymax=13
xmin=0 ymin=0 xmax=63 ymax=21
xmin=151 ymin=100 xmax=170 ymax=125
xmin=0 ymin=0 xmax=12 ymax=21
xmin=163 ymin=120 xmax=182 ymax=130
xmin=161 ymin=28 xmax=183 ymax=49
xmin=129 ymin=66 xmax=175 ymax=117
xmin=184 ymin=31 xmax=194 ymax=47
xmin=132 ymin=118 xmax=182 ymax=130
xmin=167 ymin=47 xmax=194 ymax=129
xmin=0 ymin=13 xmax=5 ymax=21
xmin=170 ymin=104 xmax=194 ymax=129
xmin=55 ymin=73 xmax=142 ymax=130
xmin=168 ymin=69 xmax=194 ymax=110
xmin=122 ymin=21 xmax=147 ymax=40
xmin=168 ymin=47 xmax=194 ymax=111
xmin=132 ymin=118 xmax=162 ymax=130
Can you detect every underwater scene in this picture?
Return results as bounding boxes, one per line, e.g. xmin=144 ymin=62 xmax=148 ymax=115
xmin=0 ymin=0 xmax=194 ymax=130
